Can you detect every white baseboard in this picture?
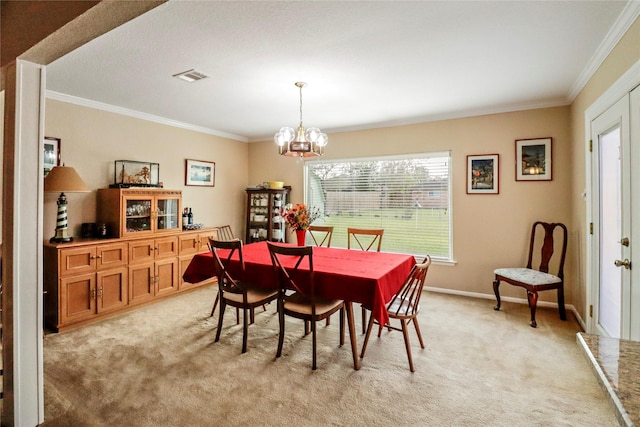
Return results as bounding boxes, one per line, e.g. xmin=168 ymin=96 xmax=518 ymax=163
xmin=424 ymin=286 xmax=586 ymax=330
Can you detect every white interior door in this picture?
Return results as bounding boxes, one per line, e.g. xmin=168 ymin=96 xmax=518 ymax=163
xmin=590 ymin=94 xmax=631 ymax=339
xmin=630 ymin=85 xmax=640 ymax=339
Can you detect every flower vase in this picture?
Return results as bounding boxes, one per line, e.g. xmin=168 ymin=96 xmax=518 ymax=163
xmin=295 ymin=229 xmax=307 ymax=246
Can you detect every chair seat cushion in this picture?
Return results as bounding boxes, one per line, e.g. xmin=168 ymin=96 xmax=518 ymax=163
xmin=387 ymin=299 xmax=419 ymax=318
xmin=284 ymin=292 xmax=343 ymax=316
xmin=494 ymin=267 xmax=561 ymax=286
xmin=223 ymin=286 xmax=277 ymax=304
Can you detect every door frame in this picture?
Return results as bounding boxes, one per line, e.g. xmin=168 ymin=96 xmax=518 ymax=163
xmin=585 ymin=59 xmax=640 ymax=337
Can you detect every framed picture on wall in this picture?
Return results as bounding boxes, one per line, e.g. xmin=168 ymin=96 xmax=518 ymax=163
xmin=516 ymin=137 xmax=552 ymax=181
xmin=467 ymin=154 xmax=499 ymax=194
xmin=185 ymin=159 xmax=215 ymax=186
xmin=44 ymin=136 xmax=61 ymax=177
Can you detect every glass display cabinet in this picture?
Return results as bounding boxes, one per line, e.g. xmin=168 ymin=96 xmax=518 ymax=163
xmin=98 ymin=188 xmax=182 ymax=238
xmin=245 ymin=187 xmax=290 ymax=243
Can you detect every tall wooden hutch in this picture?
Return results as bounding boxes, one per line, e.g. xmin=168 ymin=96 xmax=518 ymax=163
xmin=245 ymin=187 xmax=290 ymax=243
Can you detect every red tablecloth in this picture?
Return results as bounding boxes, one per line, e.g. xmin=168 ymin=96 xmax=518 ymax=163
xmin=183 ymin=241 xmax=416 ymax=327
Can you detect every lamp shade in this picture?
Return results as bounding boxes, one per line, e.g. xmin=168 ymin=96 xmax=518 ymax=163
xmin=44 ymin=166 xmax=90 ymax=193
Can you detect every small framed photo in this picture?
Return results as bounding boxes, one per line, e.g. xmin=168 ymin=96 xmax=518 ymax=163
xmin=516 ymin=137 xmax=552 ymax=181
xmin=467 ymin=154 xmax=499 ymax=194
xmin=185 ymin=159 xmax=215 ymax=186
xmin=44 ymin=136 xmax=61 ymax=177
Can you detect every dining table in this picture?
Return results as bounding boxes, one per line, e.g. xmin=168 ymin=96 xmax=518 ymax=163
xmin=182 ymin=241 xmax=417 ymax=369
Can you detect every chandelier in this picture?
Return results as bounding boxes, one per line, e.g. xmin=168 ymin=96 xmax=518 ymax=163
xmin=274 ymin=82 xmax=328 ymax=157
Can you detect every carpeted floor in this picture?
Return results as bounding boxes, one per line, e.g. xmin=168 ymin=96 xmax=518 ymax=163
xmin=43 ymin=286 xmax=617 ymax=426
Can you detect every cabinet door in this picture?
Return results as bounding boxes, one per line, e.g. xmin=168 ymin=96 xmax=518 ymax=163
xmin=60 ymin=272 xmax=96 ymax=325
xmin=129 ymin=263 xmax=155 ymax=305
xmin=122 ymin=194 xmax=154 ymax=237
xmin=155 ymin=258 xmax=178 ymax=296
xmin=97 ymin=266 xmax=128 ymax=313
xmin=271 ymin=191 xmax=286 ymax=242
xmin=59 ymin=246 xmax=97 ymax=277
xmin=96 ymin=242 xmax=128 ymax=271
xmin=129 ymin=239 xmax=155 ymax=264
xmin=247 ymin=191 xmax=269 ymax=243
xmin=156 ymin=195 xmax=181 ymax=233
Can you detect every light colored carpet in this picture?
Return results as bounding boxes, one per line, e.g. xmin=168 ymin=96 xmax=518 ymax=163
xmin=43 ymin=286 xmax=617 ymax=426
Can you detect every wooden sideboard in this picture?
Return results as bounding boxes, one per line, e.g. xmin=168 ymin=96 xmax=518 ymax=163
xmin=43 ymin=227 xmax=217 ymax=332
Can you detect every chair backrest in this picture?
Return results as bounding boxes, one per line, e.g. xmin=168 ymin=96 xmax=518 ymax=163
xmin=347 ymin=227 xmax=384 ymax=252
xmin=387 ymin=256 xmax=432 ymax=317
xmin=308 ymin=225 xmax=334 ymax=248
xmin=216 ymin=225 xmax=235 ymax=241
xmin=526 ymin=222 xmax=568 ymax=279
xmin=208 ymin=238 xmax=245 ymax=294
xmin=267 ymin=242 xmax=314 ymax=298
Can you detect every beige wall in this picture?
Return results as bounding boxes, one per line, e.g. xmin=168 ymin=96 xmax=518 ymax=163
xmin=249 ymin=106 xmax=573 ymax=302
xmin=42 ymin=16 xmax=638 ymax=315
xmin=44 ymin=99 xmax=249 ymax=239
xmin=569 ymin=17 xmax=640 ymax=321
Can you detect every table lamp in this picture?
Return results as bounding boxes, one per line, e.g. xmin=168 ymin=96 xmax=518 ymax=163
xmin=44 ymin=165 xmax=90 ymax=243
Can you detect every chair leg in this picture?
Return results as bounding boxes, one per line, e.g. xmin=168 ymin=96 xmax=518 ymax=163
xmin=210 ymin=293 xmax=220 ymax=317
xmin=241 ymin=308 xmax=249 ymax=354
xmin=360 ymin=313 xmax=376 ymax=358
xmin=400 ymin=319 xmax=415 ymax=372
xmin=215 ymin=298 xmax=226 ymax=342
xmin=412 ymin=316 xmax=425 ymax=349
xmin=276 ymin=300 xmax=285 ymax=359
xmin=326 ymin=317 xmax=331 ymax=326
xmin=558 ymin=285 xmax=567 ymax=320
xmin=311 ymin=318 xmax=317 ymax=370
xmin=527 ymin=290 xmax=538 ymax=328
xmin=493 ymin=278 xmax=501 ymax=311
xmin=361 ymin=306 xmax=367 ymax=334
xmin=304 ymin=320 xmax=311 ymax=335
xmin=339 ymin=308 xmax=345 ymax=347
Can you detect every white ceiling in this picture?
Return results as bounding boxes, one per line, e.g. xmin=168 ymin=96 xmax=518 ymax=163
xmin=46 ymin=0 xmax=637 ymax=143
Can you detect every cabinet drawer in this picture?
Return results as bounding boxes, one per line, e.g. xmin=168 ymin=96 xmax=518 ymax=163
xmin=129 ymin=239 xmax=155 ymax=264
xmin=59 ymin=247 xmax=97 ymax=277
xmin=96 ymin=242 xmax=128 ymax=270
xmin=178 ymin=233 xmax=200 ymax=256
xmin=198 ymin=230 xmax=218 ymax=252
xmin=156 ymin=236 xmax=179 ymax=259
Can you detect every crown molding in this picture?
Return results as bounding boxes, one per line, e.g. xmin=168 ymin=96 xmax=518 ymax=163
xmin=567 ymin=0 xmax=640 ymax=102
xmin=45 ymin=90 xmax=248 ymax=142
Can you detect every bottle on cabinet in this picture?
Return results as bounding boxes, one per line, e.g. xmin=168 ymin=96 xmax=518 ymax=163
xmin=187 ymin=208 xmax=193 ymax=225
xmin=182 ymin=208 xmax=189 ymax=229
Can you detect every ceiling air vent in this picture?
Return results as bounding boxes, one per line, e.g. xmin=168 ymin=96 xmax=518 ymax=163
xmin=172 ymin=69 xmax=208 ymax=82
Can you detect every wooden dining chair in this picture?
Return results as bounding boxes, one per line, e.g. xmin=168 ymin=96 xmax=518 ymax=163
xmin=360 ymin=256 xmax=431 ymax=372
xmin=267 ymin=242 xmax=346 ymax=370
xmin=493 ymin=221 xmax=568 ymax=328
xmin=209 ymin=238 xmax=278 ymax=353
xmin=216 ymin=224 xmax=235 ymax=241
xmin=347 ymin=227 xmax=384 ymax=333
xmin=347 ymin=227 xmax=384 ymax=252
xmin=308 ymin=225 xmax=334 ymax=248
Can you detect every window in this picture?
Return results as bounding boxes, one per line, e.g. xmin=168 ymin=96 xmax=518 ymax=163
xmin=305 ymin=152 xmax=451 ymax=261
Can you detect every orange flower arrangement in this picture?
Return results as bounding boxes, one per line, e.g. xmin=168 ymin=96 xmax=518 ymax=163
xmin=281 ymin=203 xmax=320 ymax=231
